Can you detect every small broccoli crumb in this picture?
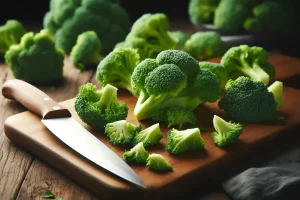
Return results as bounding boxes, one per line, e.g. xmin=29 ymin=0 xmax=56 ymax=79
xmin=123 ymin=142 xmax=149 ymax=165
xmin=133 ymin=123 xmax=163 ymax=148
xmin=146 ymin=153 xmax=173 ymax=172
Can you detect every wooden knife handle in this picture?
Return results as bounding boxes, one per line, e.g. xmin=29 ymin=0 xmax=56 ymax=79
xmin=2 ymin=79 xmax=71 ymax=119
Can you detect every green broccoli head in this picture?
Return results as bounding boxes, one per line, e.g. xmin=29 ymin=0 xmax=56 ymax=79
xmin=146 ymin=153 xmax=173 ymax=172
xmin=212 ymin=115 xmax=243 ymax=147
xmin=268 ymin=81 xmax=283 ymax=110
xmin=70 ymin=30 xmax=102 ymax=71
xmin=121 ymin=13 xmax=177 ymax=60
xmin=43 ymin=0 xmax=131 ymax=54
xmin=133 ymin=123 xmax=163 ymax=148
xmin=4 ymin=29 xmax=64 ymax=84
xmin=199 ymin=61 xmax=228 ymax=89
xmin=188 ymin=0 xmax=221 ymax=25
xmin=74 ymin=83 xmax=128 ymax=130
xmin=170 ymin=31 xmax=189 ymax=48
xmin=0 ymin=19 xmax=27 ymax=55
xmin=166 ymin=128 xmax=205 ymax=155
xmin=218 ymin=76 xmax=277 ymax=123
xmin=96 ymin=47 xmax=140 ymax=94
xmin=123 ymin=142 xmax=149 ymax=165
xmin=104 ymin=120 xmax=142 ymax=146
xmin=221 ymin=45 xmax=275 ymax=85
xmin=184 ymin=31 xmax=226 ymax=61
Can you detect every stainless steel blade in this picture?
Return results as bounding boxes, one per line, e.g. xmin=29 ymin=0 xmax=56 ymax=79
xmin=41 ymin=117 xmax=146 ymax=188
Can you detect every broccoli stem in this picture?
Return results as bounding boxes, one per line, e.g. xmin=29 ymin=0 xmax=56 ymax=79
xmin=98 ymin=84 xmax=118 ymax=109
xmin=213 ymin=115 xmax=229 ymax=139
xmin=240 ymin=59 xmax=270 ymax=84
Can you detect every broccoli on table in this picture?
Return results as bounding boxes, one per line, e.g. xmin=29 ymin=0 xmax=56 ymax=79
xmin=70 ymin=31 xmax=102 ymax=71
xmin=5 ymin=29 xmax=64 ymax=84
xmin=166 ymin=128 xmax=205 ymax=155
xmin=105 ymin=120 xmax=142 ymax=146
xmin=268 ymin=81 xmax=283 ymax=110
xmin=133 ymin=123 xmax=163 ymax=148
xmin=0 ymin=19 xmax=26 ymax=55
xmin=123 ymin=142 xmax=149 ymax=165
xmin=74 ymin=83 xmax=128 ymax=130
xmin=146 ymin=153 xmax=173 ymax=172
xmin=199 ymin=61 xmax=228 ymax=89
xmin=96 ymin=47 xmax=140 ymax=94
xmin=212 ymin=115 xmax=243 ymax=147
xmin=170 ymin=31 xmax=189 ymax=48
xmin=188 ymin=0 xmax=221 ymax=25
xmin=218 ymin=76 xmax=277 ymax=123
xmin=221 ymin=45 xmax=275 ymax=85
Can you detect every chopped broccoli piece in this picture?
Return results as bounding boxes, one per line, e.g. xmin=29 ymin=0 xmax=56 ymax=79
xmin=212 ymin=115 xmax=243 ymax=147
xmin=221 ymin=45 xmax=275 ymax=85
xmin=96 ymin=47 xmax=140 ymax=94
xmin=123 ymin=142 xmax=149 ymax=165
xmin=74 ymin=83 xmax=128 ymax=130
xmin=268 ymin=81 xmax=283 ymax=110
xmin=188 ymin=0 xmax=221 ymax=25
xmin=170 ymin=31 xmax=189 ymax=48
xmin=105 ymin=120 xmax=142 ymax=146
xmin=199 ymin=61 xmax=228 ymax=89
xmin=0 ymin=19 xmax=26 ymax=55
xmin=146 ymin=153 xmax=173 ymax=172
xmin=4 ymin=29 xmax=64 ymax=84
xmin=218 ymin=76 xmax=277 ymax=123
xmin=70 ymin=30 xmax=102 ymax=71
xmin=133 ymin=123 xmax=163 ymax=148
xmin=166 ymin=128 xmax=205 ymax=155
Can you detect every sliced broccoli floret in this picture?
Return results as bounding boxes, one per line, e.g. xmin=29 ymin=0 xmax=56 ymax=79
xmin=146 ymin=153 xmax=173 ymax=172
xmin=218 ymin=76 xmax=277 ymax=123
xmin=133 ymin=123 xmax=163 ymax=148
xmin=123 ymin=142 xmax=149 ymax=165
xmin=268 ymin=81 xmax=283 ymax=110
xmin=212 ymin=115 xmax=243 ymax=147
xmin=188 ymin=0 xmax=221 ymax=25
xmin=170 ymin=30 xmax=189 ymax=48
xmin=74 ymin=83 xmax=128 ymax=130
xmin=166 ymin=128 xmax=205 ymax=155
xmin=199 ymin=61 xmax=228 ymax=89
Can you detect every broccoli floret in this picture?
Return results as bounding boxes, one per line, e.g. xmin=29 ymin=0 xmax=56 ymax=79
xmin=146 ymin=153 xmax=173 ymax=172
xmin=4 ymin=29 xmax=64 ymax=84
xmin=43 ymin=0 xmax=131 ymax=54
xmin=188 ymin=0 xmax=221 ymax=25
xmin=170 ymin=31 xmax=189 ymax=48
xmin=166 ymin=128 xmax=205 ymax=155
xmin=132 ymin=49 xmax=221 ymax=120
xmin=0 ymin=19 xmax=26 ymax=55
xmin=184 ymin=31 xmax=226 ymax=61
xmin=105 ymin=120 xmax=142 ymax=146
xmin=133 ymin=123 xmax=163 ymax=148
xmin=268 ymin=81 xmax=283 ymax=110
xmin=96 ymin=47 xmax=140 ymax=94
xmin=74 ymin=83 xmax=128 ymax=130
xmin=70 ymin=30 xmax=102 ymax=71
xmin=121 ymin=13 xmax=177 ymax=60
xmin=199 ymin=61 xmax=228 ymax=89
xmin=218 ymin=76 xmax=277 ymax=123
xmin=123 ymin=142 xmax=149 ymax=165
xmin=220 ymin=45 xmax=275 ymax=85
xmin=212 ymin=115 xmax=243 ymax=147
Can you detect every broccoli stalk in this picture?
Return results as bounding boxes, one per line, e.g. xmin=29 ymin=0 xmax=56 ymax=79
xmin=212 ymin=115 xmax=243 ymax=147
xmin=123 ymin=142 xmax=149 ymax=165
xmin=146 ymin=153 xmax=173 ymax=172
xmin=267 ymin=81 xmax=283 ymax=110
xmin=238 ymin=60 xmax=270 ymax=85
xmin=133 ymin=123 xmax=163 ymax=148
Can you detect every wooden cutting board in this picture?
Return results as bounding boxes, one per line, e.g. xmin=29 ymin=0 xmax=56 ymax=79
xmin=3 ymin=55 xmax=300 ymax=200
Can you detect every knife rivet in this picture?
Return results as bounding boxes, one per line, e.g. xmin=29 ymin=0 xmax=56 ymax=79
xmin=44 ymin=98 xmax=50 ymax=101
xmin=53 ymin=106 xmax=60 ymax=110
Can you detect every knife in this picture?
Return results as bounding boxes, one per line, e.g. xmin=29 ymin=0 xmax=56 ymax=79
xmin=2 ymin=79 xmax=146 ymax=188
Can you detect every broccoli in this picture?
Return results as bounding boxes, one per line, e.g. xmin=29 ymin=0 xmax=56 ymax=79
xmin=170 ymin=31 xmax=189 ymax=48
xmin=188 ymin=0 xmax=221 ymax=25
xmin=199 ymin=61 xmax=228 ymax=89
xmin=218 ymin=76 xmax=277 ymax=123
xmin=184 ymin=31 xmax=226 ymax=61
xmin=104 ymin=120 xmax=142 ymax=146
xmin=43 ymin=0 xmax=131 ymax=54
xmin=0 ymin=19 xmax=26 ymax=55
xmin=268 ymin=81 xmax=283 ymax=110
xmin=120 ymin=13 xmax=177 ymax=60
xmin=74 ymin=83 xmax=128 ymax=130
xmin=133 ymin=123 xmax=163 ymax=148
xmin=96 ymin=47 xmax=140 ymax=94
xmin=4 ymin=29 xmax=64 ymax=84
xmin=131 ymin=49 xmax=221 ymax=121
xmin=146 ymin=153 xmax=173 ymax=172
xmin=212 ymin=115 xmax=243 ymax=147
xmin=123 ymin=142 xmax=149 ymax=165
xmin=220 ymin=45 xmax=275 ymax=85
xmin=166 ymin=128 xmax=205 ymax=155
xmin=70 ymin=31 xmax=102 ymax=71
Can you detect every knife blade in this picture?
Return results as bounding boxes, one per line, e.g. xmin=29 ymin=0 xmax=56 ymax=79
xmin=2 ymin=79 xmax=146 ymax=188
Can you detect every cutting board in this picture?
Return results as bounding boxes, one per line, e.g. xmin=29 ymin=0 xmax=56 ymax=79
xmin=4 ymin=55 xmax=300 ymax=200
